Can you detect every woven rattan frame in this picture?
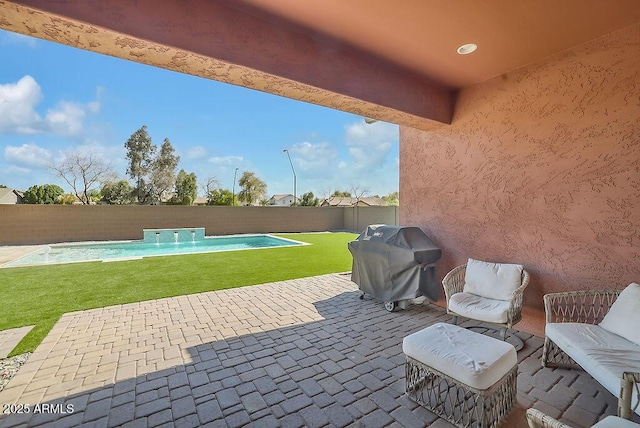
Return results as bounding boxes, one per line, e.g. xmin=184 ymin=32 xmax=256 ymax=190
xmin=442 ymin=264 xmax=530 ymax=331
xmin=620 ymin=371 xmax=640 ymax=420
xmin=525 ymin=408 xmax=572 ymax=428
xmin=405 ymin=356 xmax=517 ymax=428
xmin=541 ymin=290 xmax=620 ymax=368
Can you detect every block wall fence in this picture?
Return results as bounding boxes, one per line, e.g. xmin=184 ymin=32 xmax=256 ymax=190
xmin=0 ymin=205 xmax=399 ymax=245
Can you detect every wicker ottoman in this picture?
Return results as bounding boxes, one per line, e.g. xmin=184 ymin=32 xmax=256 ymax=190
xmin=403 ymin=323 xmax=517 ymax=428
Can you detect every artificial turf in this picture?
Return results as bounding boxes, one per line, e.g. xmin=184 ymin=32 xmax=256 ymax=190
xmin=0 ymin=232 xmax=357 ymax=356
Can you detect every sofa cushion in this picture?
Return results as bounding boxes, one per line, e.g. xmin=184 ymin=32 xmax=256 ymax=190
xmin=592 ymin=416 xmax=640 ymax=428
xmin=599 ymin=283 xmax=640 ymax=347
xmin=403 ymin=322 xmax=516 ymax=390
xmin=546 ymin=322 xmax=640 ymax=415
xmin=463 ymin=258 xmax=524 ymax=301
xmin=449 ymin=292 xmax=510 ymax=324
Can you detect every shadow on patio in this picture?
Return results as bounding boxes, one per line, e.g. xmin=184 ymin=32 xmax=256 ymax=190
xmin=0 ymin=274 xmax=625 ymax=428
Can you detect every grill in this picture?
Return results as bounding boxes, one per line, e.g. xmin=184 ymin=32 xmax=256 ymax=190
xmin=348 ymin=225 xmax=442 ymax=311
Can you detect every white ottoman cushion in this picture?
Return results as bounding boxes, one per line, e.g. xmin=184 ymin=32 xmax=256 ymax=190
xmin=403 ymin=323 xmax=517 ymax=390
xmin=448 ymin=292 xmax=510 ymax=324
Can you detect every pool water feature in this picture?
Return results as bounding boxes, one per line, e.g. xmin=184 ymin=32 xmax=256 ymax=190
xmin=143 ymin=227 xmax=206 ymax=244
xmin=5 ymin=234 xmax=305 ymax=267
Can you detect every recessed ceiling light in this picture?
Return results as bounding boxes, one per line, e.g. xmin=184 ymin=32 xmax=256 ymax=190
xmin=457 ymin=43 xmax=477 ymax=55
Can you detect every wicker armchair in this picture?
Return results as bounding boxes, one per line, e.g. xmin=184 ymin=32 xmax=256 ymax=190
xmin=442 ymin=264 xmax=530 ymax=340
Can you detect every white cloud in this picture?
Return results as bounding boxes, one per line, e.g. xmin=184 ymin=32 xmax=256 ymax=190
xmin=187 ymin=146 xmax=207 ymax=160
xmin=45 ymin=101 xmax=86 ymax=136
xmin=205 ymin=156 xmax=246 ymax=182
xmin=87 ymin=101 xmax=101 ymax=114
xmin=0 ymin=75 xmax=102 ymax=137
xmin=273 ymin=121 xmax=399 ymax=198
xmin=263 ymin=121 xmax=401 ymax=197
xmin=58 ymin=142 xmax=123 ymax=161
xmin=4 ymin=143 xmax=52 ymax=167
xmin=3 ymin=164 xmax=32 ymax=175
xmin=0 ymin=75 xmax=43 ymax=134
xmin=87 ymin=86 xmax=104 ymax=114
xmin=344 ymin=121 xmax=398 ymax=171
xmin=290 ymin=141 xmax=339 ymax=176
xmin=208 ymin=155 xmax=244 ymax=166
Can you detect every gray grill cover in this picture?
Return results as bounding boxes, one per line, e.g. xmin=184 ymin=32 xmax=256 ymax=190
xmin=348 ymin=225 xmax=442 ymax=303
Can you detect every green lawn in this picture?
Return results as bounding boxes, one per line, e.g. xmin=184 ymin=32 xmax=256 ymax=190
xmin=0 ymin=232 xmax=357 ymax=356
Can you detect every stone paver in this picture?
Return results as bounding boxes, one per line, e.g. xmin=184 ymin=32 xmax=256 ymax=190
xmin=0 ymin=245 xmax=46 ymax=266
xmin=0 ymin=326 xmax=33 ymax=359
xmin=0 ymin=273 xmax=637 ymax=427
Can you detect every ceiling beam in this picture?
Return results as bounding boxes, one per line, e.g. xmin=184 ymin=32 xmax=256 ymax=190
xmin=0 ymin=0 xmax=455 ymax=127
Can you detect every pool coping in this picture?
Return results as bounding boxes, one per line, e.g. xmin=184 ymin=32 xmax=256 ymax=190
xmin=0 ymin=233 xmax=310 ymax=268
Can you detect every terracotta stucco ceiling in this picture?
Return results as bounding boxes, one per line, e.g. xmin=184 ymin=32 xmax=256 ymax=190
xmin=242 ymin=0 xmax=640 ymax=88
xmin=1 ymin=1 xmax=639 ymax=127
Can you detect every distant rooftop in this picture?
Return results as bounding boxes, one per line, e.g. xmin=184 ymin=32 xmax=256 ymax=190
xmin=0 ymin=188 xmax=24 ymax=204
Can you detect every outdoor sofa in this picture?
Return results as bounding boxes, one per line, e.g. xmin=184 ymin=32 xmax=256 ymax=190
xmin=542 ymin=283 xmax=640 ymax=419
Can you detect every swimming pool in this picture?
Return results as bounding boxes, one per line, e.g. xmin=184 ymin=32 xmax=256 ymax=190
xmin=5 ymin=234 xmax=305 ymax=267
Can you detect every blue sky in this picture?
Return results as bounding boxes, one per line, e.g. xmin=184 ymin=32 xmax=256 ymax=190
xmin=0 ymin=29 xmax=399 ymax=199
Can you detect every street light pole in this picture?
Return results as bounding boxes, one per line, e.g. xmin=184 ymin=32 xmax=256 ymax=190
xmin=283 ymin=149 xmax=296 ymax=206
xmin=232 ymin=167 xmax=239 ymax=206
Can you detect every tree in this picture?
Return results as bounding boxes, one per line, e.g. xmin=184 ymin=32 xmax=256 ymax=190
xmin=350 ymin=185 xmax=369 ymax=205
xmin=174 ymin=169 xmax=198 ymax=205
xmin=101 ymin=180 xmax=134 ymax=205
xmin=125 ymin=125 xmax=156 ymax=203
xmin=150 ymin=138 xmax=179 ymax=204
xmin=206 ymin=188 xmax=234 ymax=206
xmin=23 ymin=184 xmax=64 ymax=204
xmin=89 ymin=189 xmax=102 ymax=204
xmin=331 ymin=190 xmax=351 ymax=197
xmin=383 ymin=191 xmax=399 ymax=206
xmin=58 ymin=193 xmax=77 ymax=205
xmin=50 ymin=151 xmax=114 ymax=205
xmin=299 ymin=191 xmax=319 ymax=206
xmin=202 ymin=176 xmax=220 ymax=196
xmin=237 ymin=171 xmax=267 ymax=206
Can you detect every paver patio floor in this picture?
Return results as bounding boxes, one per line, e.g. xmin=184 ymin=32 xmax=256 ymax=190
xmin=0 ymin=274 xmax=628 ymax=427
xmin=0 ymin=327 xmax=33 ymax=360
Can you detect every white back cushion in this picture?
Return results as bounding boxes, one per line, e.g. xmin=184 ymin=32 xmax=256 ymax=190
xmin=463 ymin=258 xmax=524 ymax=301
xmin=599 ymin=283 xmax=640 ymax=347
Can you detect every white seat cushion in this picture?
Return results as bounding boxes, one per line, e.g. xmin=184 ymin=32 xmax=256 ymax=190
xmin=592 ymin=416 xmax=639 ymax=427
xmin=403 ymin=323 xmax=517 ymax=390
xmin=599 ymin=283 xmax=640 ymax=347
xmin=464 ymin=258 xmax=524 ymax=301
xmin=546 ymin=322 xmax=640 ymax=415
xmin=448 ymin=292 xmax=510 ymax=324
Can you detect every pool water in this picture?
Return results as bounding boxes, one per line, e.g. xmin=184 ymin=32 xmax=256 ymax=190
xmin=5 ymin=234 xmax=304 ymax=267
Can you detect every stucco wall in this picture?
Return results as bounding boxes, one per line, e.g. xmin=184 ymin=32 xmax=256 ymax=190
xmin=1 ymin=1 xmax=453 ymax=128
xmin=0 ymin=205 xmax=397 ymax=245
xmin=400 ymin=23 xmax=640 ymax=308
